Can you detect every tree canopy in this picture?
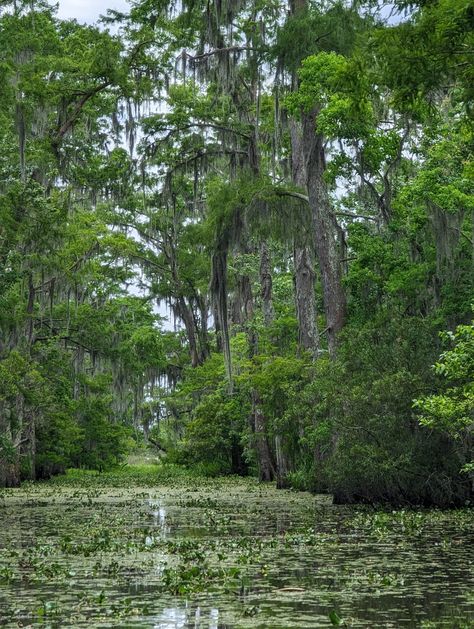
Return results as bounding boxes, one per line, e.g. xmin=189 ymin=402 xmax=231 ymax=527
xmin=0 ymin=0 xmax=472 ymax=505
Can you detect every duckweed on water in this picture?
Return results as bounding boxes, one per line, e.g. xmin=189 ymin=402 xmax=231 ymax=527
xmin=0 ymin=465 xmax=473 ymax=627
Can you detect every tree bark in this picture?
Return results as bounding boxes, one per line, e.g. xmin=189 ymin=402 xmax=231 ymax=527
xmin=21 ymin=408 xmax=36 ymax=481
xmin=242 ymin=253 xmax=275 ymax=481
xmin=253 ymin=390 xmax=275 ymax=481
xmin=177 ymin=295 xmax=200 ymax=368
xmin=213 ymin=302 xmax=223 ymax=352
xmin=196 ymin=295 xmax=211 ymax=363
xmin=287 ymin=0 xmax=344 ymax=356
xmin=0 ymin=417 xmax=21 ymax=488
xmin=260 ymin=242 xmax=274 ymax=327
xmin=231 ymin=273 xmax=253 ymax=326
xmin=294 ymin=245 xmax=318 ymax=353
xmin=275 ymin=435 xmax=289 ymax=488
xmin=302 ymin=110 xmax=346 ymax=356
xmin=288 ymin=34 xmax=319 ymax=357
xmin=211 ymin=250 xmax=232 ymax=388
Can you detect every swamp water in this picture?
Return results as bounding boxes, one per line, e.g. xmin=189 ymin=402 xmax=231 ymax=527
xmin=0 ymin=467 xmax=472 ymax=628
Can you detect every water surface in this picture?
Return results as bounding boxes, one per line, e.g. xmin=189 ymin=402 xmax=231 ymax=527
xmin=0 ymin=468 xmax=472 ymax=627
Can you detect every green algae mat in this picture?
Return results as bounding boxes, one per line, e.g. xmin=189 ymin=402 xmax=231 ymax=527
xmin=0 ymin=466 xmax=473 ymax=628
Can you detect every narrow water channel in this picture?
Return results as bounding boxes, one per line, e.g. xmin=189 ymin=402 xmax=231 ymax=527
xmin=0 ymin=469 xmax=473 ymax=627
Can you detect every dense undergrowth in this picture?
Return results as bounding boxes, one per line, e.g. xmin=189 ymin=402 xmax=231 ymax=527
xmin=44 ymin=463 xmax=233 ymax=488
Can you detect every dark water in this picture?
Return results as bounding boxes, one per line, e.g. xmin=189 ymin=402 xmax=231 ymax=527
xmin=0 ymin=471 xmax=472 ymax=627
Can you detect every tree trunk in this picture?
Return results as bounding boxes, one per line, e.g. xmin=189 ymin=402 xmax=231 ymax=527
xmin=275 ymin=435 xmax=289 ymax=488
xmin=302 ymin=110 xmax=346 ymax=356
xmin=0 ymin=418 xmax=21 ymax=488
xmin=253 ymin=390 xmax=275 ymax=481
xmin=287 ymin=0 xmax=345 ymax=480
xmin=195 ymin=294 xmax=211 ymax=363
xmin=213 ymin=302 xmax=223 ymax=352
xmin=198 ymin=322 xmax=210 ymax=363
xmin=177 ymin=295 xmax=200 ymax=368
xmin=260 ymin=242 xmax=274 ymax=327
xmin=294 ymin=245 xmax=318 ymax=354
xmin=260 ymin=242 xmax=290 ymax=485
xmin=211 ymin=250 xmax=232 ymax=388
xmin=231 ymin=273 xmax=253 ymax=326
xmin=21 ymin=409 xmax=36 ymax=481
xmin=0 ymin=458 xmax=20 ymax=488
xmin=241 ymin=254 xmax=275 ymax=481
xmin=289 ymin=65 xmax=319 ymax=357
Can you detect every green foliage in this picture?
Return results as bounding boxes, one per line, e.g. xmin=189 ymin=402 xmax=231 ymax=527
xmin=163 ymin=349 xmax=246 ymax=474
xmin=415 ymin=318 xmax=474 ymax=473
xmin=0 ymin=3 xmax=167 ymax=485
xmin=0 ymin=0 xmax=472 ymax=511
xmin=281 ymin=316 xmax=472 ymax=506
xmin=75 ymin=396 xmax=131 ymax=471
xmin=274 ymin=2 xmax=369 ymax=72
xmin=373 ymin=0 xmax=474 ymax=112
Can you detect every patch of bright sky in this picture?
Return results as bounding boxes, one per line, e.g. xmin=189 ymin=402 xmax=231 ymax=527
xmin=57 ymin=0 xmax=402 ymax=25
xmin=56 ymin=0 xmax=130 ymax=23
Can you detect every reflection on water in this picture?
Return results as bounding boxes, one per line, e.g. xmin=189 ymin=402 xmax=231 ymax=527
xmin=148 ymin=498 xmax=170 ymax=538
xmin=0 ymin=476 xmax=473 ymax=628
xmin=152 ymin=604 xmax=221 ymax=629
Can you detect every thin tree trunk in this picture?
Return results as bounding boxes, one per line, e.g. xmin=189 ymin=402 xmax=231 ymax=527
xmin=254 ymin=242 xmax=280 ymax=482
xmin=213 ymin=302 xmax=223 ymax=352
xmin=260 ymin=242 xmax=274 ymax=327
xmin=211 ymin=250 xmax=232 ymax=389
xmin=197 ymin=295 xmax=211 ymax=363
xmin=260 ymin=242 xmax=290 ymax=485
xmin=253 ymin=390 xmax=275 ymax=481
xmin=177 ymin=296 xmax=200 ymax=368
xmin=275 ymin=435 xmax=289 ymax=488
xmin=0 ymin=415 xmax=21 ymax=488
xmin=21 ymin=409 xmax=36 ymax=481
xmin=242 ymin=255 xmax=275 ymax=481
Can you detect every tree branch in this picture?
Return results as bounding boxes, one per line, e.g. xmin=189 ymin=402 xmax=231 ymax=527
xmin=52 ymin=82 xmax=111 ymax=145
xmin=167 ymin=149 xmax=248 ymax=176
xmin=184 ymin=46 xmax=256 ymax=62
xmin=275 ymin=190 xmax=377 ymax=220
xmin=159 ymin=122 xmax=250 ymax=141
